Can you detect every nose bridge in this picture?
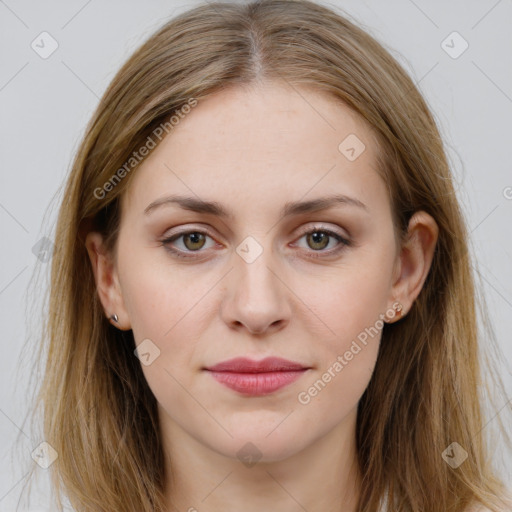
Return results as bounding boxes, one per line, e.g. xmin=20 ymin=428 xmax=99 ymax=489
xmin=221 ymin=233 xmax=291 ymax=334
xmin=235 ymin=234 xmax=282 ymax=304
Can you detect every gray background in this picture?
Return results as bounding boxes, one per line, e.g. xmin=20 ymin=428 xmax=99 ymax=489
xmin=1 ymin=0 xmax=511 ymax=510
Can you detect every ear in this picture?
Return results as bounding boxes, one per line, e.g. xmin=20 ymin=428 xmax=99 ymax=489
xmin=388 ymin=211 xmax=439 ymax=321
xmin=85 ymin=231 xmax=131 ymax=330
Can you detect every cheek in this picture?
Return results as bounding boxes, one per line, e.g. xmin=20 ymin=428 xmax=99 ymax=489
xmin=118 ymin=243 xmax=210 ymax=341
xmin=297 ymin=255 xmax=394 ymax=350
xmin=116 ymin=251 xmax=208 ymax=406
xmin=293 ymin=280 xmax=388 ymax=432
xmin=121 ymin=264 xmax=203 ymax=424
xmin=292 ymin=248 xmax=394 ymax=405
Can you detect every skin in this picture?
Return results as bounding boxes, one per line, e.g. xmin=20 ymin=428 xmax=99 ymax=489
xmin=86 ymin=81 xmax=438 ymax=512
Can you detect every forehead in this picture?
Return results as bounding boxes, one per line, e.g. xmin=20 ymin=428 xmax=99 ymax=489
xmin=121 ymin=81 xmax=387 ymax=219
xmin=164 ymin=81 xmax=375 ymax=160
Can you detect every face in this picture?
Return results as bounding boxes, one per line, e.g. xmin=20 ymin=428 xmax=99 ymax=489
xmin=104 ymin=82 xmax=403 ymax=462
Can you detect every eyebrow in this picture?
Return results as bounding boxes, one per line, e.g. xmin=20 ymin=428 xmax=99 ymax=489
xmin=143 ymin=193 xmax=368 ymax=218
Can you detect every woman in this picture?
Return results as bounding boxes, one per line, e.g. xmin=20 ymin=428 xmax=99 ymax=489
xmin=27 ymin=0 xmax=511 ymax=510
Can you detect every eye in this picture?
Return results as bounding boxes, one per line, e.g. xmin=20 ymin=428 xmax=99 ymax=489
xmin=159 ymin=225 xmax=351 ymax=260
xmin=293 ymin=226 xmax=350 ymax=258
xmin=160 ymin=230 xmax=217 ymax=259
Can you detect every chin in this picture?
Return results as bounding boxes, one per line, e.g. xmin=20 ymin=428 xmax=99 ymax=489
xmin=208 ymin=428 xmax=308 ymax=464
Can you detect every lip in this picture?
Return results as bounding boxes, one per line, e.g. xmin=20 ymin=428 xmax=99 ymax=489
xmin=204 ymin=357 xmax=310 ymax=396
xmin=205 ymin=356 xmax=308 ymax=373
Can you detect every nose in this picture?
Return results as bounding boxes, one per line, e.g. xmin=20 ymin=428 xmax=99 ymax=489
xmin=220 ymin=246 xmax=292 ymax=336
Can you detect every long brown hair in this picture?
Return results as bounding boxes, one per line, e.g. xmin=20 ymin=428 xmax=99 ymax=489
xmin=21 ymin=0 xmax=511 ymax=510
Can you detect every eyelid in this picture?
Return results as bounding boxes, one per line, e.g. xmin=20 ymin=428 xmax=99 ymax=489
xmin=159 ymin=223 xmax=218 ymax=246
xmin=294 ymin=223 xmax=349 ymax=240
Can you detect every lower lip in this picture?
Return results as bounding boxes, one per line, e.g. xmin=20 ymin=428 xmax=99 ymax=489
xmin=207 ymin=370 xmax=307 ymax=396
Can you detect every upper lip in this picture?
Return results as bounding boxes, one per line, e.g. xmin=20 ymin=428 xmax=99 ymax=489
xmin=205 ymin=357 xmax=309 ymax=373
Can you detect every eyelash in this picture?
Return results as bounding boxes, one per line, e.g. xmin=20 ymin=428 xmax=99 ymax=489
xmin=159 ymin=225 xmax=351 ymax=260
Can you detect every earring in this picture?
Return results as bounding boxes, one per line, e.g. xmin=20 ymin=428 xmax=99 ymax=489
xmin=392 ymin=303 xmax=404 ymax=321
xmin=385 ymin=302 xmax=403 ymax=322
xmin=110 ymin=313 xmax=119 ymax=323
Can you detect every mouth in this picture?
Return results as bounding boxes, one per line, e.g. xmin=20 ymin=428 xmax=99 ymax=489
xmin=203 ymin=357 xmax=311 ymax=396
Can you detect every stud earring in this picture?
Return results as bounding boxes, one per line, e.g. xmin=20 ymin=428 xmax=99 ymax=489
xmin=385 ymin=302 xmax=404 ymax=322
xmin=110 ymin=313 xmax=119 ymax=323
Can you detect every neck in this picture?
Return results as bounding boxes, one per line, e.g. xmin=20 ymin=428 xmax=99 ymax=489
xmin=161 ymin=408 xmax=361 ymax=512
